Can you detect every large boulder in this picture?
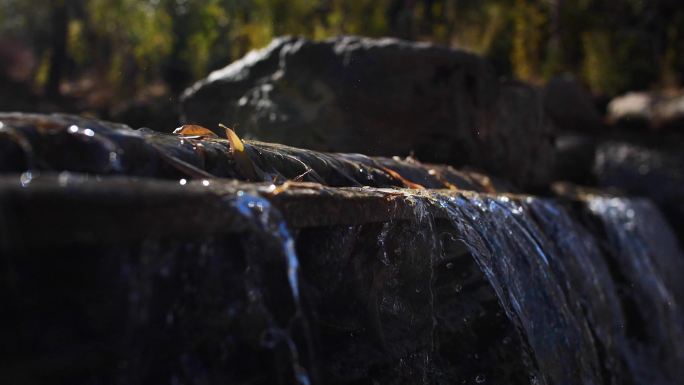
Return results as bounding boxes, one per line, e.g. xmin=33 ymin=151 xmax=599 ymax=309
xmin=542 ymin=75 xmax=603 ymax=132
xmin=181 ymin=36 xmax=554 ymax=187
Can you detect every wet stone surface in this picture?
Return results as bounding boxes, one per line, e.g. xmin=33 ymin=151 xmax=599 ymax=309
xmin=1 ymin=113 xmax=684 ymax=384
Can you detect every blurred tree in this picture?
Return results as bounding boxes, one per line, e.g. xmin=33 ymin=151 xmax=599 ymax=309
xmin=511 ymin=0 xmax=547 ymax=83
xmin=1 ymin=0 xmax=683 ymax=108
xmin=45 ymin=0 xmax=68 ymax=98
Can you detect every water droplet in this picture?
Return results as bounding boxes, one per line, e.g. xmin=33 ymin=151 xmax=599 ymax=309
xmin=20 ymin=171 xmax=33 ymax=187
xmin=475 ymin=374 xmax=486 ymax=383
xmin=58 ymin=172 xmax=70 ymax=187
xmin=179 ymin=178 xmax=187 ymax=185
xmin=108 ymin=151 xmax=119 ymax=165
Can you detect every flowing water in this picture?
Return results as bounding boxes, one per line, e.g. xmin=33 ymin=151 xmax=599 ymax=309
xmin=260 ymin=188 xmax=684 ymax=384
xmin=3 ymin=115 xmax=684 ymax=384
xmin=433 ymin=193 xmax=602 ymax=385
xmin=3 ymin=175 xmax=684 ymax=384
xmin=230 ymin=192 xmax=314 ymax=385
xmin=586 ymin=197 xmax=684 ymax=383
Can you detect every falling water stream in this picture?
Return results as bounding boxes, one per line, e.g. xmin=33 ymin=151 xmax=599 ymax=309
xmin=230 ymin=192 xmax=313 ymax=385
xmin=221 ymin=186 xmax=684 ymax=384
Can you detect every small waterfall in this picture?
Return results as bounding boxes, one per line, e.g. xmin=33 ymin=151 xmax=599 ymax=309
xmin=433 ymin=193 xmax=603 ymax=385
xmin=239 ymin=188 xmax=684 ymax=385
xmin=230 ymin=192 xmax=313 ymax=385
xmin=587 ymin=197 xmax=684 ymax=382
xmin=4 ymin=177 xmax=684 ymax=384
xmin=4 ymin=115 xmax=684 ymax=384
xmin=527 ymin=199 xmax=637 ymax=384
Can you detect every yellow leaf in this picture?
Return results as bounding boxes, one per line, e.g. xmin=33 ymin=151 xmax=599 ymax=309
xmin=219 ymin=123 xmax=258 ymax=181
xmin=219 ymin=123 xmax=244 ymax=152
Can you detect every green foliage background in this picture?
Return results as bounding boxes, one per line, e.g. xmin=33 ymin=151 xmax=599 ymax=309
xmin=1 ymin=0 xmax=683 ymax=100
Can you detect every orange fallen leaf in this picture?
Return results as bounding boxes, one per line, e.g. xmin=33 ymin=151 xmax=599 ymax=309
xmin=380 ymin=166 xmax=425 ymax=189
xmin=173 ymin=124 xmax=218 ymax=138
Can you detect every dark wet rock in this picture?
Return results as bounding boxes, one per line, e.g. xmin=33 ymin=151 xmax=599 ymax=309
xmin=542 ymin=75 xmax=603 ymax=132
xmin=0 ymin=112 xmax=505 ymax=192
xmin=553 ymin=133 xmax=598 ymax=185
xmin=593 ymin=140 xmax=684 ymax=241
xmin=3 ymin=174 xmax=684 ymax=384
xmin=2 ymin=113 xmax=684 ymax=384
xmin=607 ymin=90 xmax=684 ymax=131
xmin=594 ymin=141 xmax=684 ymax=202
xmin=181 ymin=36 xmax=555 ymax=188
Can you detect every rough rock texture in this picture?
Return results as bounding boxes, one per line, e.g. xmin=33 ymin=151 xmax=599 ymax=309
xmin=181 ymin=36 xmax=554 ymax=188
xmin=607 ymin=90 xmax=684 ymax=130
xmin=542 ymin=75 xmax=603 ymax=132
